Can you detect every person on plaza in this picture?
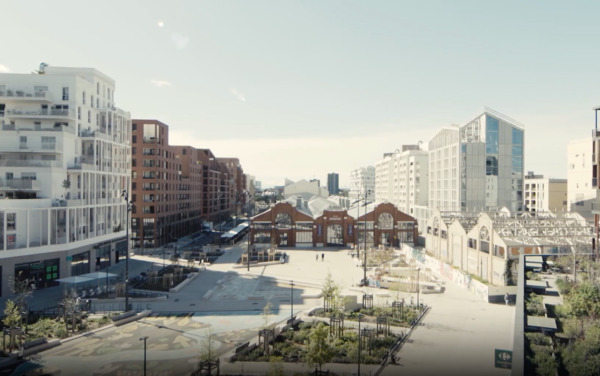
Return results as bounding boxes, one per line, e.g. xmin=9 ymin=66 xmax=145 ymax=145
xmin=505 ymin=292 xmax=510 ymax=305
xmin=321 ymin=253 xmax=324 ymax=261
xmin=316 ymin=253 xmax=319 ymax=261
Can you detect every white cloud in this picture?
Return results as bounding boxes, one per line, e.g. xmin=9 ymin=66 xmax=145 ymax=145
xmin=0 ymin=64 xmax=10 ymax=73
xmin=171 ymin=33 xmax=190 ymax=50
xmin=150 ymin=79 xmax=172 ymax=88
xmin=230 ymin=88 xmax=246 ymax=102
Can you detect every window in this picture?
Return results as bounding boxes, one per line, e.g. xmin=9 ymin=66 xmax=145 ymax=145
xmin=22 ymin=172 xmax=36 ymax=180
xmin=87 ymin=110 xmax=91 ymax=123
xmin=7 ymin=213 xmax=16 ymax=230
xmin=62 ymin=87 xmax=69 ymax=101
xmin=19 ymin=136 xmax=27 ymax=149
xmin=96 ymin=82 xmax=100 ymax=95
xmin=77 ymin=107 xmax=81 ymax=120
xmin=41 ymin=136 xmax=56 ymax=150
xmin=82 ymin=91 xmax=86 ymax=104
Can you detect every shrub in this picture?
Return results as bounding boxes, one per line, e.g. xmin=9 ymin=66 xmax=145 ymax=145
xmin=555 ymin=278 xmax=573 ymax=296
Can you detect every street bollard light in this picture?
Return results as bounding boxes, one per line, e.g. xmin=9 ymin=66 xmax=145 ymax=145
xmin=139 ymin=336 xmax=149 ymax=376
xmin=290 ymin=280 xmax=295 ymax=325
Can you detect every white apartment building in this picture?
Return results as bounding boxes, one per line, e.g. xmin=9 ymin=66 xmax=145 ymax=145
xmin=0 ymin=65 xmax=131 ymax=297
xmin=523 ymin=172 xmax=567 ymax=213
xmin=428 ymin=109 xmax=525 ymax=213
xmin=349 ymin=166 xmax=375 ymax=202
xmin=567 ymin=137 xmax=596 ymax=219
xmin=375 ymin=145 xmax=428 ymax=216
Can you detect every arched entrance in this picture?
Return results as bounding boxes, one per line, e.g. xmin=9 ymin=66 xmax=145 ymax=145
xmin=326 ymin=224 xmax=343 ymax=246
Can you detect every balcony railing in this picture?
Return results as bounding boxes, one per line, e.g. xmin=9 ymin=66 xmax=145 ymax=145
xmin=0 ymin=178 xmax=41 ymax=190
xmin=5 ymin=109 xmax=75 ymax=119
xmin=0 ymin=90 xmax=52 ymax=101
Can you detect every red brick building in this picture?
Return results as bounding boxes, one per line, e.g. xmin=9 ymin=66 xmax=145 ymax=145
xmin=131 ymin=120 xmax=245 ymax=249
xmin=250 ymin=198 xmax=418 ymax=248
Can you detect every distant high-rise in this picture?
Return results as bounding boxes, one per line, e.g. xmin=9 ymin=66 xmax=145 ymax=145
xmin=350 ymin=166 xmax=375 ymax=202
xmin=327 ymin=173 xmax=339 ymax=195
xmin=375 ymin=145 xmax=428 ymax=216
xmin=567 ymin=137 xmax=596 ymax=218
xmin=428 ymin=109 xmax=524 ymax=212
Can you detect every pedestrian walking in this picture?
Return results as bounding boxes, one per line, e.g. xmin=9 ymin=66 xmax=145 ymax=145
xmin=316 ymin=253 xmax=319 ymax=261
xmin=504 ymin=293 xmax=510 ymax=305
xmin=321 ymin=253 xmax=324 ymax=261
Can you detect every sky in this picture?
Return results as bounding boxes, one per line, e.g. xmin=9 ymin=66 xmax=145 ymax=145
xmin=2 ymin=0 xmax=599 ymax=188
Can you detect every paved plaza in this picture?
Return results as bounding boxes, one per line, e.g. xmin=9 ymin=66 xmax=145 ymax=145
xmin=3 ymin=241 xmax=514 ymax=375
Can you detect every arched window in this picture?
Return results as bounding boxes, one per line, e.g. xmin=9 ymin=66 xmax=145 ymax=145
xmin=378 ymin=213 xmax=393 ymax=229
xmin=275 ymin=213 xmax=292 ymax=229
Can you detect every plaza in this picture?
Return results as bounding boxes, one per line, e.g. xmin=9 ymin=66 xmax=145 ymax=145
xmin=2 ymin=239 xmax=514 ymax=376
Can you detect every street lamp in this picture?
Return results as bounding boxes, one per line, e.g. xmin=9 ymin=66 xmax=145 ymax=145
xmin=362 ymin=189 xmax=371 ymax=286
xmin=217 ymin=189 xmax=224 ymax=249
xmin=139 ymin=336 xmax=149 ymax=376
xmin=416 ymin=267 xmax=421 ymax=310
xmin=121 ymin=190 xmax=133 ymax=312
xmin=290 ymin=280 xmax=295 ymax=325
xmin=357 ymin=313 xmax=363 ymax=375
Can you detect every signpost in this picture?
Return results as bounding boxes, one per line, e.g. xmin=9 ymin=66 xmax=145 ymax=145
xmin=495 ymin=349 xmax=512 ymax=369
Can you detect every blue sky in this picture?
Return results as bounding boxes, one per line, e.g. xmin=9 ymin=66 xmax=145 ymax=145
xmin=2 ymin=0 xmax=599 ymax=188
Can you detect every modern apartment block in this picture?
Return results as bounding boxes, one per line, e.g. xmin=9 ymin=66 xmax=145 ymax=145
xmin=131 ymin=119 xmax=203 ymax=250
xmin=523 ymin=171 xmax=567 ymax=213
xmin=0 ymin=65 xmax=131 ymax=297
xmin=131 ymin=120 xmax=245 ymax=249
xmin=375 ymin=145 xmax=428 ymax=216
xmin=349 ymin=166 xmax=375 ymax=202
xmin=567 ymin=137 xmax=596 ymax=219
xmin=327 ymin=172 xmax=339 ymax=195
xmin=428 ymin=109 xmax=525 ymax=213
xmin=217 ymin=157 xmax=246 ymax=219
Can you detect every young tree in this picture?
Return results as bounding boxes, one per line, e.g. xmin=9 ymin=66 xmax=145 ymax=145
xmin=2 ymin=299 xmax=22 ymax=350
xmin=198 ymin=327 xmax=217 ymax=363
xmin=322 ymin=273 xmax=339 ymax=313
xmin=565 ymin=282 xmax=600 ymax=336
xmin=262 ymin=299 xmax=273 ymax=329
xmin=305 ymin=322 xmax=334 ymax=372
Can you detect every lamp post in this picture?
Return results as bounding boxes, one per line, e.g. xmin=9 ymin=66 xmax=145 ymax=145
xmin=416 ymin=267 xmax=420 ymax=310
xmin=247 ymin=231 xmax=251 ymax=272
xmin=217 ymin=189 xmax=224 ymax=249
xmin=362 ymin=190 xmax=371 ymax=286
xmin=121 ymin=190 xmax=133 ymax=312
xmin=139 ymin=336 xmax=149 ymax=376
xmin=290 ymin=280 xmax=295 ymax=324
xmin=357 ymin=313 xmax=363 ymax=375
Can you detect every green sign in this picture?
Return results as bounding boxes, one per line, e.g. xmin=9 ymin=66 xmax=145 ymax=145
xmin=495 ymin=349 xmax=512 ymax=369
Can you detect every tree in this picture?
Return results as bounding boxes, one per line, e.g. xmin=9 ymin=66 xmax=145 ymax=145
xmin=565 ymin=282 xmax=600 ymax=336
xmin=322 ymin=273 xmax=339 ymax=313
xmin=561 ymin=325 xmax=600 ymax=376
xmin=198 ymin=327 xmax=217 ymax=363
xmin=8 ymin=272 xmax=32 ymax=316
xmin=262 ymin=299 xmax=273 ymax=329
xmin=2 ymin=299 xmax=22 ymax=350
xmin=304 ymin=322 xmax=334 ymax=372
xmin=59 ymin=290 xmax=79 ymax=333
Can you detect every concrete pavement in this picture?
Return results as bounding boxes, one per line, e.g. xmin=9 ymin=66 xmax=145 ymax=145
xmin=2 ymin=241 xmax=515 ymax=375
